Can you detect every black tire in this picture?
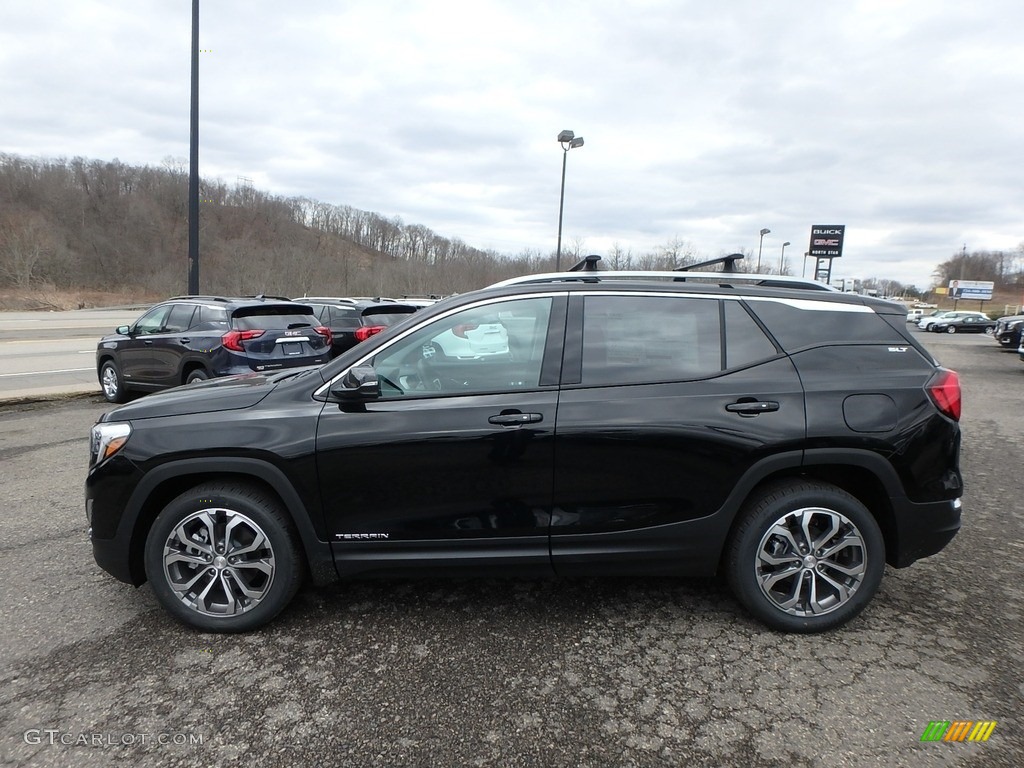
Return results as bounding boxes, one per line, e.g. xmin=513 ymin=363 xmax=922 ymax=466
xmin=185 ymin=368 xmax=209 ymax=385
xmin=725 ymin=480 xmax=885 ymax=633
xmin=946 ymin=326 xmax=957 ymax=334
xmin=100 ymin=360 xmax=127 ymax=403
xmin=144 ymin=481 xmax=302 ymax=632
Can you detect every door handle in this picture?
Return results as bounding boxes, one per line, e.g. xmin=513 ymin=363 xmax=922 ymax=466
xmin=726 ymin=400 xmax=780 ymax=415
xmin=488 ymin=412 xmax=543 ymax=426
xmin=179 ymin=338 xmax=191 ymax=344
xmin=143 ymin=340 xmax=154 ymax=346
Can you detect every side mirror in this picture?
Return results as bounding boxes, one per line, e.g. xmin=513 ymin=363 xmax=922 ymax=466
xmin=330 ymin=365 xmax=380 ymax=401
xmin=116 ymin=325 xmax=131 ymax=335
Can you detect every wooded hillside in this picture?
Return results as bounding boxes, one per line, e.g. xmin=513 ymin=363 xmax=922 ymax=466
xmin=0 ymin=154 xmax=554 ymax=306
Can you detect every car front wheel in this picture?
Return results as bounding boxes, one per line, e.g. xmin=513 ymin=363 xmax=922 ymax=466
xmin=144 ymin=482 xmax=302 ymax=632
xmin=946 ymin=326 xmax=957 ymax=334
xmin=725 ymin=480 xmax=885 ymax=633
xmin=100 ymin=360 xmax=127 ymax=403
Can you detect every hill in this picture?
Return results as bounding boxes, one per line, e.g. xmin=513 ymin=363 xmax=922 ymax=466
xmin=0 ymin=154 xmax=540 ymax=309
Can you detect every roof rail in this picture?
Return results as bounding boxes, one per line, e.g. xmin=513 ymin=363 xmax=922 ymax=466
xmin=166 ymin=295 xmax=232 ymax=302
xmin=488 ymin=270 xmax=835 ymax=291
xmin=246 ymin=294 xmax=293 ymax=302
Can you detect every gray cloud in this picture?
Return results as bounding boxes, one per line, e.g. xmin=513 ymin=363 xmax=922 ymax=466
xmin=2 ymin=0 xmax=1021 ymax=290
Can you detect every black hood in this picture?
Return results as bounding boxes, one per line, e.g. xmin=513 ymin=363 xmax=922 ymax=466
xmin=99 ymin=369 xmax=318 ymax=421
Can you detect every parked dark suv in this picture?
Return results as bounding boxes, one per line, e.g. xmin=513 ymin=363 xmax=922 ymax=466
xmin=993 ymin=314 xmax=1024 ymax=349
xmin=96 ymin=296 xmax=332 ymax=403
xmin=298 ymin=297 xmax=421 ymax=357
xmin=86 ymin=265 xmax=962 ymax=634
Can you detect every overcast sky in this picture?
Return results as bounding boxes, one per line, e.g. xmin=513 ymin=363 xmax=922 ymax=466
xmin=2 ymin=0 xmax=1021 ymax=290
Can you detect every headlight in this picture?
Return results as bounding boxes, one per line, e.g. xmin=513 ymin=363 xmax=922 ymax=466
xmin=90 ymin=422 xmax=132 ymax=465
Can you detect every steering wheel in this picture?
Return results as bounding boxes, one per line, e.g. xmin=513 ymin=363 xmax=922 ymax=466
xmin=416 ymin=356 xmax=444 ymax=391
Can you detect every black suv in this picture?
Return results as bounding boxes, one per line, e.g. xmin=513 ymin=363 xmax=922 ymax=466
xmin=993 ymin=314 xmax=1024 ymax=349
xmin=86 ymin=267 xmax=962 ymax=633
xmin=298 ymin=297 xmax=421 ymax=357
xmin=96 ymin=296 xmax=332 ymax=403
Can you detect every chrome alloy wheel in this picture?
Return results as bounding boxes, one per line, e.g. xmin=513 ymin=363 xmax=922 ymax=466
xmin=101 ymin=365 xmax=119 ymax=400
xmin=755 ymin=507 xmax=867 ymax=617
xmin=161 ymin=508 xmax=276 ymax=617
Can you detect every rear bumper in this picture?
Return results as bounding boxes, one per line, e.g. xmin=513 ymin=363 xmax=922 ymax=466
xmin=889 ymin=496 xmax=961 ymax=568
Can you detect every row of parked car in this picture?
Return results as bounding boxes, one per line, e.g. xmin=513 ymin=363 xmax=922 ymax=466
xmin=95 ymin=294 xmax=440 ymax=403
xmin=907 ymin=306 xmax=1024 ymax=361
xmin=909 ymin=308 xmax=996 ymax=334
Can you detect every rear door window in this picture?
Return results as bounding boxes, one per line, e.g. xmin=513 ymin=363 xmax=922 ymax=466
xmin=580 ymin=295 xmax=721 ymax=385
xmin=163 ymin=304 xmax=196 ymax=334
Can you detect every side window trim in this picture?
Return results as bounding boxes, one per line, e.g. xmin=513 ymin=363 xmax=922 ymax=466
xmin=560 ymin=295 xmax=584 ymax=386
xmin=539 ymin=294 xmax=568 ymax=387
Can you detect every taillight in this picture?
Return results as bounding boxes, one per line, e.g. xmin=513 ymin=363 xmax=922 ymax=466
xmin=316 ymin=326 xmax=333 ymax=347
xmin=354 ymin=325 xmax=385 ymax=342
xmin=221 ymin=329 xmax=265 ymax=352
xmin=452 ymin=324 xmax=478 ymax=339
xmin=926 ymin=368 xmax=961 ymax=421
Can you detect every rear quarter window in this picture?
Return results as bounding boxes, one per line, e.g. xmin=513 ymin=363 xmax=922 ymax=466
xmin=745 ymin=298 xmax=905 ymax=350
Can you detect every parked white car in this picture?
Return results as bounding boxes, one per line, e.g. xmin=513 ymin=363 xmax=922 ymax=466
xmin=431 ymin=321 xmax=509 ymax=358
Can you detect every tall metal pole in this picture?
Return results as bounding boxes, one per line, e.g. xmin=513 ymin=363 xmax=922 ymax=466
xmin=187 ymin=0 xmax=200 ymax=295
xmin=555 ymin=149 xmax=568 ymax=272
xmin=756 ymin=228 xmax=769 ymax=272
xmin=778 ymin=241 xmax=790 ymax=274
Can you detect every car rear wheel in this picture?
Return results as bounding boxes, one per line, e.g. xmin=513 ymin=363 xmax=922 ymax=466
xmin=100 ymin=360 xmax=127 ymax=403
xmin=185 ymin=368 xmax=209 ymax=385
xmin=725 ymin=480 xmax=885 ymax=633
xmin=144 ymin=482 xmax=302 ymax=632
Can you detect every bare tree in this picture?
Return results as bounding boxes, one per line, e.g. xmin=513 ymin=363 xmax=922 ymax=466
xmin=0 ymin=211 xmax=54 ymax=287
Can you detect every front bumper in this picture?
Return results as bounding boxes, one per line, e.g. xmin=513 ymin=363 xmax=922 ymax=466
xmin=86 ymin=455 xmax=147 ymax=585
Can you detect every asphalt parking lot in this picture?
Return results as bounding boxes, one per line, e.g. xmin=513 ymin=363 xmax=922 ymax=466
xmin=0 ymin=332 xmax=1021 ymax=767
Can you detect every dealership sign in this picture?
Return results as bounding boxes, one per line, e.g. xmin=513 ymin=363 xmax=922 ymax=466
xmin=948 ymin=280 xmax=994 ymax=301
xmin=808 ymin=225 xmax=846 ymax=258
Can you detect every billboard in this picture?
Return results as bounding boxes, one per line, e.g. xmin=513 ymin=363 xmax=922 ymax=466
xmin=948 ymin=280 xmax=994 ymax=301
xmin=808 ymin=225 xmax=845 ymax=258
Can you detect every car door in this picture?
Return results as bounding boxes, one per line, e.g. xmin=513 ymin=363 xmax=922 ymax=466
xmin=315 ymin=294 xmax=566 ymax=577
xmin=119 ymin=304 xmax=173 ymax=386
xmin=550 ymin=293 xmax=806 ymax=576
xmin=147 ymin=303 xmax=197 ymax=384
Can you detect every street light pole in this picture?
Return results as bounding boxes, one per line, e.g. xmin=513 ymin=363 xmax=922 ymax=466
xmin=756 ymin=228 xmax=770 ymax=272
xmin=555 ymin=129 xmax=584 ymax=271
xmin=187 ymin=0 xmax=200 ymax=295
xmin=779 ymin=241 xmax=790 ymax=274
